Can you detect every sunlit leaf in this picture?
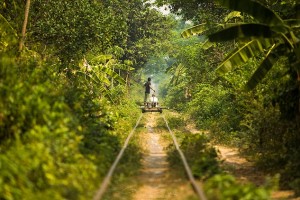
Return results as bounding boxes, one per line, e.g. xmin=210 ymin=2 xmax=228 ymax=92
xmin=215 ymin=0 xmax=284 ymax=26
xmin=224 ymin=11 xmax=243 ymax=22
xmin=208 ymin=24 xmax=277 ymax=42
xmin=97 ymin=65 xmax=126 ymax=85
xmin=170 ymin=63 xmax=186 ymax=85
xmin=216 ymin=39 xmax=278 ymax=75
xmin=245 ymin=44 xmax=278 ymax=90
xmin=90 ymin=54 xmax=113 ymax=64
xmin=201 ymin=39 xmax=214 ymax=50
xmin=181 ymin=23 xmax=207 ymax=38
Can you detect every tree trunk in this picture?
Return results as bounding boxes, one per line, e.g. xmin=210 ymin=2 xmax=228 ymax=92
xmin=19 ymin=0 xmax=31 ymax=51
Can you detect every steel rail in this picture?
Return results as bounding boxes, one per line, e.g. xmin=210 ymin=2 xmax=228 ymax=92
xmin=162 ymin=115 xmax=208 ymax=200
xmin=92 ymin=114 xmax=143 ymax=200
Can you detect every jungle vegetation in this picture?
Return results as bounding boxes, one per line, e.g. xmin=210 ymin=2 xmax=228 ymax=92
xmin=155 ymin=0 xmax=300 ymax=196
xmin=0 ymin=0 xmax=173 ymax=199
xmin=0 ymin=0 xmax=300 ymax=199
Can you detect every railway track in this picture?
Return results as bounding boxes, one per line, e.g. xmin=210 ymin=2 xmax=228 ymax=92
xmin=92 ymin=113 xmax=207 ymax=200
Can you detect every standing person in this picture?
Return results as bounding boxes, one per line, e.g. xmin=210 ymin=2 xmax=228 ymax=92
xmin=144 ymin=77 xmax=155 ymax=104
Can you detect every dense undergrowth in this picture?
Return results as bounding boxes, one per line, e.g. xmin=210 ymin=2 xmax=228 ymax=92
xmin=163 ymin=81 xmax=300 ymax=196
xmin=0 ymin=54 xmax=142 ymax=199
xmin=0 ymin=0 xmax=174 ymax=198
xmin=160 ymin=30 xmax=300 ymax=196
xmin=156 ymin=0 xmax=300 ymax=196
xmin=161 ymin=113 xmax=278 ymax=200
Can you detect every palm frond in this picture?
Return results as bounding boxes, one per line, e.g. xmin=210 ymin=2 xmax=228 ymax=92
xmin=181 ymin=23 xmax=207 ymax=38
xmin=216 ymin=38 xmax=278 ymax=75
xmin=216 ymin=0 xmax=284 ymax=26
xmin=224 ymin=11 xmax=243 ymax=22
xmin=245 ymin=44 xmax=278 ymax=90
xmin=208 ymin=24 xmax=277 ymax=42
xmin=90 ymin=54 xmax=113 ymax=64
xmin=97 ymin=65 xmax=126 ymax=85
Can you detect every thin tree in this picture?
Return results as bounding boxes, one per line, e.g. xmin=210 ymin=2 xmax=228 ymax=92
xmin=19 ymin=0 xmax=31 ymax=51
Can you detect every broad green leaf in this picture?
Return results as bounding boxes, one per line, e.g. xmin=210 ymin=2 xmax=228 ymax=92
xmin=181 ymin=23 xmax=207 ymax=38
xmin=216 ymin=39 xmax=278 ymax=75
xmin=90 ymin=54 xmax=113 ymax=64
xmin=220 ymin=22 xmax=244 ymax=29
xmin=215 ymin=0 xmax=284 ymax=26
xmin=224 ymin=11 xmax=243 ymax=22
xmin=169 ymin=63 xmax=186 ymax=85
xmin=245 ymin=45 xmax=278 ymax=90
xmin=201 ymin=39 xmax=214 ymax=50
xmin=76 ymin=71 xmax=109 ymax=88
xmin=90 ymin=70 xmax=111 ymax=86
xmin=112 ymin=64 xmax=135 ymax=71
xmin=97 ymin=65 xmax=126 ymax=85
xmin=208 ymin=24 xmax=277 ymax=42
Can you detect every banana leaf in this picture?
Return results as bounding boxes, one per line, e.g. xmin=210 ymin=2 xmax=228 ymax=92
xmin=201 ymin=39 xmax=214 ymax=50
xmin=215 ymin=0 xmax=284 ymax=26
xmin=216 ymin=39 xmax=278 ymax=75
xmin=245 ymin=45 xmax=278 ymax=90
xmin=97 ymin=65 xmax=126 ymax=85
xmin=208 ymin=24 xmax=277 ymax=42
xmin=170 ymin=63 xmax=186 ymax=85
xmin=76 ymin=71 xmax=108 ymax=92
xmin=90 ymin=70 xmax=111 ymax=86
xmin=111 ymin=63 xmax=135 ymax=71
xmin=224 ymin=11 xmax=243 ymax=22
xmin=181 ymin=23 xmax=207 ymax=38
xmin=181 ymin=22 xmax=241 ymax=39
xmin=90 ymin=54 xmax=113 ymax=64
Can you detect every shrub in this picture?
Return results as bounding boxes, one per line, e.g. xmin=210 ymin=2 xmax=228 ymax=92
xmin=204 ymin=174 xmax=276 ymax=200
xmin=167 ymin=133 xmax=221 ymax=179
xmin=0 ymin=54 xmax=142 ymax=199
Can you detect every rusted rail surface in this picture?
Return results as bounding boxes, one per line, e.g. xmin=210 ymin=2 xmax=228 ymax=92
xmin=93 ymin=114 xmax=143 ymax=200
xmin=162 ymin=115 xmax=207 ymax=200
xmin=93 ymin=113 xmax=207 ymax=200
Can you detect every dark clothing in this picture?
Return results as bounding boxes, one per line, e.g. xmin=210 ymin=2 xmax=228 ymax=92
xmin=144 ymin=81 xmax=151 ymax=93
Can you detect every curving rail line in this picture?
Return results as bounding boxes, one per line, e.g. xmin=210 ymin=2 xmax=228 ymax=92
xmin=92 ymin=113 xmax=207 ymax=200
xmin=162 ymin=115 xmax=207 ymax=200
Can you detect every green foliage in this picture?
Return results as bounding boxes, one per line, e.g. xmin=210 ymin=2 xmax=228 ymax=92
xmin=165 ymin=115 xmax=186 ymax=130
xmin=167 ymin=133 xmax=221 ymax=179
xmin=164 ymin=81 xmax=189 ymax=111
xmin=0 ymin=0 xmax=25 ymax=34
xmin=291 ymin=178 xmax=300 ymax=196
xmin=29 ymin=0 xmax=121 ymax=63
xmin=188 ymin=84 xmax=241 ymax=137
xmin=28 ymin=0 xmax=174 ymax=70
xmin=173 ymin=1 xmax=300 ymax=195
xmin=0 ymin=48 xmax=141 ymax=199
xmin=0 ymin=56 xmax=100 ymax=199
xmin=188 ymin=0 xmax=300 ymax=94
xmin=0 ymin=13 xmax=18 ymax=54
xmin=155 ymin=0 xmax=227 ymax=24
xmin=204 ymin=174 xmax=276 ymax=200
xmin=0 ymin=0 xmax=173 ymax=199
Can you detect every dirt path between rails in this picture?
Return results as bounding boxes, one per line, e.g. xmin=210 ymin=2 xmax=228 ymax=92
xmin=109 ymin=113 xmax=298 ymax=200
xmin=132 ymin=113 xmax=198 ymax=200
xmin=132 ymin=114 xmax=169 ymax=200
